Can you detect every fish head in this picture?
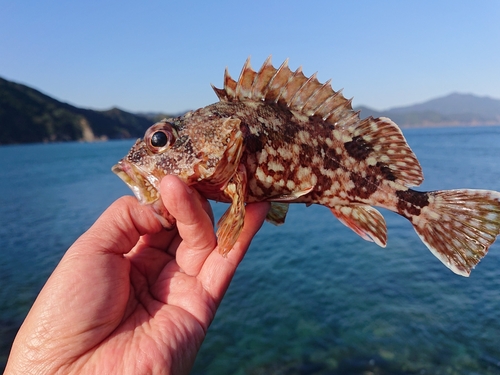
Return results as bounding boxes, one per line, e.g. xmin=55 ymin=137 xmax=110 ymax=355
xmin=112 ymin=112 xmax=244 ymax=206
xmin=112 ymin=120 xmax=179 ymax=205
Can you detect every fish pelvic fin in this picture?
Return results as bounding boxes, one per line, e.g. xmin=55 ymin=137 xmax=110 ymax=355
xmin=331 ymin=204 xmax=387 ymax=247
xmin=266 ymin=202 xmax=289 ymax=225
xmin=217 ymin=165 xmax=247 ymax=256
xmin=406 ymin=189 xmax=500 ymax=276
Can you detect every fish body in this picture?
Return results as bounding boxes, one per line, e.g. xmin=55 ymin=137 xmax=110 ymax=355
xmin=113 ymin=57 xmax=500 ymax=276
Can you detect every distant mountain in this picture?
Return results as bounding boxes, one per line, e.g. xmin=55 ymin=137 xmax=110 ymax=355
xmin=0 ymin=77 xmax=156 ymax=144
xmin=388 ymin=93 xmax=500 ymax=117
xmin=2 ymin=76 xmax=500 ymax=145
xmin=356 ymin=93 xmax=500 ymax=127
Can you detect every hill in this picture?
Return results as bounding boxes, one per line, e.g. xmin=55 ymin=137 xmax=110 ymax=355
xmin=356 ymin=93 xmax=500 ymax=127
xmin=0 ymin=77 xmax=156 ymax=144
xmin=2 ymin=76 xmax=500 ymax=144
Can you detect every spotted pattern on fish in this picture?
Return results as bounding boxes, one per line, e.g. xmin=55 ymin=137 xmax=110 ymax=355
xmin=113 ymin=56 xmax=500 ymax=277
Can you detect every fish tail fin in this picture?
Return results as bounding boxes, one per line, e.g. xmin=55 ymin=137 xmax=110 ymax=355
xmin=408 ymin=189 xmax=500 ymax=276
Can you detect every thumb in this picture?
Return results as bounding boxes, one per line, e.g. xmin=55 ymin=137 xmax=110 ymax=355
xmin=160 ymin=175 xmax=217 ymax=276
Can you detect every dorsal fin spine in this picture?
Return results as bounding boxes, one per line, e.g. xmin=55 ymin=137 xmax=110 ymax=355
xmin=267 ymin=59 xmax=292 ymax=103
xmin=345 ymin=110 xmax=362 ymax=127
xmin=313 ymin=89 xmax=343 ymax=119
xmin=235 ymin=57 xmax=257 ymax=100
xmin=223 ymin=67 xmax=237 ymax=100
xmin=276 ymin=66 xmax=303 ymax=106
xmin=281 ymin=68 xmax=310 ymax=108
xmin=251 ymin=55 xmax=274 ymax=100
xmin=324 ymin=97 xmax=354 ymax=122
xmin=259 ymin=58 xmax=288 ymax=101
xmin=215 ymin=56 xmax=360 ymax=127
xmin=301 ymin=79 xmax=332 ymax=115
xmin=211 ymin=83 xmax=227 ymax=101
xmin=234 ymin=57 xmax=250 ymax=99
xmin=262 ymin=59 xmax=288 ymax=99
xmin=289 ymin=72 xmax=319 ymax=110
xmin=309 ymin=81 xmax=338 ymax=116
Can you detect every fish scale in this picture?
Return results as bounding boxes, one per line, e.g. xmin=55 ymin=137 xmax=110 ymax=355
xmin=113 ymin=56 xmax=500 ymax=277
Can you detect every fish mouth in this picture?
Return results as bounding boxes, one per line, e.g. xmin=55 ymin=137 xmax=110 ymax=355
xmin=112 ymin=160 xmax=160 ymax=205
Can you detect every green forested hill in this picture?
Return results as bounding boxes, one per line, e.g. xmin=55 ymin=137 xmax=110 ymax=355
xmin=2 ymin=76 xmax=500 ymax=144
xmin=0 ymin=77 xmax=155 ymax=144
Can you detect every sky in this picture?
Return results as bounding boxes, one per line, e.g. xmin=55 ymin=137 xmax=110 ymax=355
xmin=1 ymin=0 xmax=499 ymax=114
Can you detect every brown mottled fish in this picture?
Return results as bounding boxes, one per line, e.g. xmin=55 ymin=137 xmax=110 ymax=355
xmin=113 ymin=56 xmax=500 ymax=276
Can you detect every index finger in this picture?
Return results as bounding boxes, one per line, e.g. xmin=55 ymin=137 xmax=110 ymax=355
xmin=74 ymin=195 xmax=164 ymax=256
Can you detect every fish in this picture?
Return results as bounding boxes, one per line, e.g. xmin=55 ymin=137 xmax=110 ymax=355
xmin=112 ymin=56 xmax=500 ymax=276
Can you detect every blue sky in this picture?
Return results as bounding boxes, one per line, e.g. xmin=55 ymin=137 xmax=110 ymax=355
xmin=1 ymin=0 xmax=499 ymax=114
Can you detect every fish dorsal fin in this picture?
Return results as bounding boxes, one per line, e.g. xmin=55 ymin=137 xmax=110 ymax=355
xmin=212 ymin=57 xmax=423 ymax=187
xmin=342 ymin=116 xmax=424 ymax=187
xmin=212 ymin=56 xmax=355 ymax=123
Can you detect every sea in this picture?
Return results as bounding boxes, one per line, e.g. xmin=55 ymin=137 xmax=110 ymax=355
xmin=1 ymin=126 xmax=500 ymax=374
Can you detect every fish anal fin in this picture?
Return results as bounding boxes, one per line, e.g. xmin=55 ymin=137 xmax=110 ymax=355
xmin=410 ymin=189 xmax=500 ymax=276
xmin=331 ymin=205 xmax=387 ymax=247
xmin=266 ymin=202 xmax=289 ymax=225
xmin=217 ymin=165 xmax=247 ymax=256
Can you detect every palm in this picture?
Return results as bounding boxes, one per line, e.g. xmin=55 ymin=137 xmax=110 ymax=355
xmin=81 ymin=238 xmax=214 ymax=375
xmin=6 ymin=176 xmax=270 ymax=375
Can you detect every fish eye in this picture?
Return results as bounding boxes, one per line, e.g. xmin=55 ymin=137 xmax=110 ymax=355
xmin=145 ymin=121 xmax=177 ymax=153
xmin=151 ymin=131 xmax=168 ymax=147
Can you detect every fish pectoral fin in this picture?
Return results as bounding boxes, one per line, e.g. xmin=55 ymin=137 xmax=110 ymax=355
xmin=330 ymin=204 xmax=387 ymax=247
xmin=217 ymin=165 xmax=247 ymax=256
xmin=266 ymin=202 xmax=289 ymax=225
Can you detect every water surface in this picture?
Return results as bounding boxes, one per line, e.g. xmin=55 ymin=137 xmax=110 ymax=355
xmin=1 ymin=127 xmax=500 ymax=374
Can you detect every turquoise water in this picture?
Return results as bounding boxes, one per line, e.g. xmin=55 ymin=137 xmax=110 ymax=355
xmin=1 ymin=127 xmax=500 ymax=374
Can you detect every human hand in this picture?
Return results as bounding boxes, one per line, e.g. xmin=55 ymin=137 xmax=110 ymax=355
xmin=5 ymin=175 xmax=270 ymax=375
